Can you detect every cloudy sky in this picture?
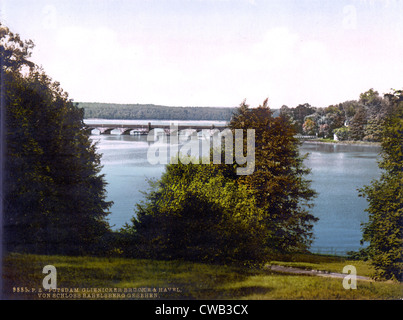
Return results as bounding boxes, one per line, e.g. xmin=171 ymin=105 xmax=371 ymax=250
xmin=2 ymin=0 xmax=402 ymax=108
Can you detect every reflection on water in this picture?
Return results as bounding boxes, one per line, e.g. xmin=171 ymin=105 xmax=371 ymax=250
xmin=91 ymin=132 xmax=382 ymax=255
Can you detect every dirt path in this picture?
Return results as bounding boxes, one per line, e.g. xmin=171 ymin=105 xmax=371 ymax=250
xmin=267 ymin=264 xmax=372 ymax=281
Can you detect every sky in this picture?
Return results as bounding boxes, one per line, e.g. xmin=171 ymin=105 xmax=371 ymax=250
xmin=1 ymin=0 xmax=403 ymax=108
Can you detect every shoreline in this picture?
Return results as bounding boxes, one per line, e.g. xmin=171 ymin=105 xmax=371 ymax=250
xmin=302 ymin=139 xmax=381 ymax=147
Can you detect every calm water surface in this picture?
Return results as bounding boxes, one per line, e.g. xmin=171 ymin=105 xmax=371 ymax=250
xmin=89 ymin=121 xmax=381 ymax=255
xmin=301 ymin=142 xmax=381 ymax=254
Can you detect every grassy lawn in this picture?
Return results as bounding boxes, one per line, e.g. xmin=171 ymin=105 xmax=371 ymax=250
xmin=2 ymin=253 xmax=402 ymax=300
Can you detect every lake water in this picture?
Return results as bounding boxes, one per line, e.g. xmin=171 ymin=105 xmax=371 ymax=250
xmin=88 ymin=120 xmax=382 ymax=255
xmin=300 ymin=142 xmax=381 ymax=255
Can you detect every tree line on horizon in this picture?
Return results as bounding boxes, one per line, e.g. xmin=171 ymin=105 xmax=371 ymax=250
xmin=1 ymin=24 xmax=401 ymax=281
xmin=80 ymin=102 xmax=236 ymax=121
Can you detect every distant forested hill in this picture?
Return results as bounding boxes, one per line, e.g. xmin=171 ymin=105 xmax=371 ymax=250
xmin=78 ymin=102 xmax=236 ymax=121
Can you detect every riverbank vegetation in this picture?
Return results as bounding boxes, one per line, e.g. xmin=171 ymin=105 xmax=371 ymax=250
xmin=357 ymin=95 xmax=403 ymax=281
xmin=280 ymin=88 xmax=399 ymax=143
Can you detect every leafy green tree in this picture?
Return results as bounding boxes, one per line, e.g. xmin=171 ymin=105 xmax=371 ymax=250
xmin=340 ymin=100 xmax=360 ymax=120
xmin=1 ymin=24 xmax=112 ymax=255
xmin=364 ymin=117 xmax=384 ymax=142
xmin=358 ymin=89 xmax=384 ymax=142
xmin=359 ymin=90 xmax=403 ymax=281
xmin=0 ymin=25 xmax=35 ymax=72
xmin=289 ymin=103 xmax=316 ymax=134
xmin=320 ymin=105 xmax=346 ymax=138
xmin=333 ymin=126 xmax=350 ymax=141
xmin=359 ymin=88 xmax=380 ymax=106
xmin=349 ymin=105 xmax=367 ymax=141
xmin=124 ymin=162 xmax=268 ymax=265
xmin=302 ymin=118 xmax=317 ymax=135
xmin=229 ymin=100 xmax=318 ymax=253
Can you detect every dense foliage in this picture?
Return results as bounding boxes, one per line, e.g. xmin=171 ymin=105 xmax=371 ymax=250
xmin=122 ymin=99 xmax=317 ymax=265
xmin=230 ymin=100 xmax=318 ymax=253
xmin=80 ymin=102 xmax=235 ymax=121
xmin=1 ymin=24 xmax=112 ymax=255
xmin=280 ymin=89 xmax=394 ymax=141
xmin=122 ymin=163 xmax=268 ymax=265
xmin=358 ymin=90 xmax=403 ymax=281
